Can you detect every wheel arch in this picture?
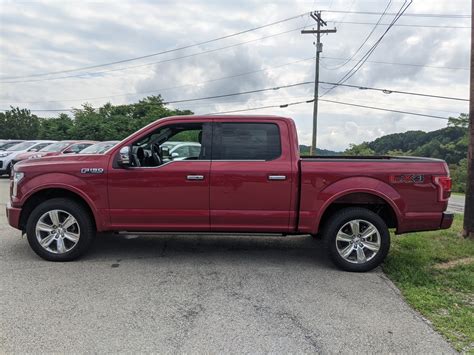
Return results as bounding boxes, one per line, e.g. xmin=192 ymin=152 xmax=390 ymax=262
xmin=315 ymin=178 xmax=403 ymax=235
xmin=19 ymin=187 xmax=100 ymax=232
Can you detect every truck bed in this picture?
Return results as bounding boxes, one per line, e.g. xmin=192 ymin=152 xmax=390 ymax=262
xmin=300 ymin=155 xmax=445 ymax=162
xmin=297 ymin=155 xmax=450 ymax=234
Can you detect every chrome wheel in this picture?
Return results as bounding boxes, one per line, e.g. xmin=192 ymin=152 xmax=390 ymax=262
xmin=335 ymin=219 xmax=381 ymax=264
xmin=35 ymin=210 xmax=80 ymax=254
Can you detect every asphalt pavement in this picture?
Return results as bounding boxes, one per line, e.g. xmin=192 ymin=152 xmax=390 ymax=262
xmin=448 ymin=194 xmax=466 ymax=214
xmin=0 ymin=178 xmax=454 ymax=353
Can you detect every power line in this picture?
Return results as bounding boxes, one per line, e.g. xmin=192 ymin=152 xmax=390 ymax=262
xmin=0 ymin=12 xmax=308 ymax=81
xmin=328 ymin=0 xmax=393 ymax=70
xmin=319 ymin=98 xmax=449 ymax=120
xmin=1 ymin=57 xmax=315 ymax=104
xmin=1 ymin=26 xmax=306 ymax=84
xmin=319 ymin=81 xmax=469 ymax=101
xmin=320 ymin=0 xmax=413 ymax=97
xmin=321 ymin=56 xmax=469 ymax=70
xmin=324 ymin=10 xmax=471 ymax=18
xmin=0 ymin=81 xmax=314 ymax=112
xmin=1 ymin=94 xmax=456 ymax=121
xmin=208 ymin=97 xmax=451 ymax=120
xmin=327 ymin=20 xmax=470 ymax=29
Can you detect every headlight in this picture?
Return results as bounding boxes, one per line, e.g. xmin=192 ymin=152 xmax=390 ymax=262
xmin=0 ymin=152 xmax=11 ymax=158
xmin=29 ymin=154 xmax=42 ymax=159
xmin=12 ymin=172 xmax=24 ymax=197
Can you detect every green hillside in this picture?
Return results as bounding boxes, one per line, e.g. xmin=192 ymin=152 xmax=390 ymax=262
xmin=299 ymin=145 xmax=341 ymax=156
xmin=345 ymin=114 xmax=469 ymax=192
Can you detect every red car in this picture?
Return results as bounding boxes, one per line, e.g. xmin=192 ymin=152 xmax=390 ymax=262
xmin=6 ymin=116 xmax=453 ymax=271
xmin=23 ymin=140 xmax=97 ymax=160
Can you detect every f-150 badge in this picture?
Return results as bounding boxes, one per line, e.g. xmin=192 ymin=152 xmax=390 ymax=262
xmin=81 ymin=168 xmax=104 ymax=174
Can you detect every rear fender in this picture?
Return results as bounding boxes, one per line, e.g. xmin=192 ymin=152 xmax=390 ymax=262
xmin=310 ymin=177 xmax=403 ymax=234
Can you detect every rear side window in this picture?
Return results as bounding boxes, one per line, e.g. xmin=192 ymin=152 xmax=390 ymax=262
xmin=213 ymin=123 xmax=281 ymax=161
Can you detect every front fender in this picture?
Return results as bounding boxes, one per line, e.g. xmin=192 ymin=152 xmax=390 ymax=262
xmin=16 ymin=172 xmax=108 ymax=231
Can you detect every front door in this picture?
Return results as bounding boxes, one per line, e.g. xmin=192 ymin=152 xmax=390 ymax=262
xmin=210 ymin=120 xmax=293 ymax=232
xmin=107 ymin=121 xmax=212 ymax=231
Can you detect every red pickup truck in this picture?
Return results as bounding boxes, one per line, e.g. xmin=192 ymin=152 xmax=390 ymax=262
xmin=6 ymin=115 xmax=453 ymax=271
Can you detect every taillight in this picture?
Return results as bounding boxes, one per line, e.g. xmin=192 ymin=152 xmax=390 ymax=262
xmin=432 ymin=176 xmax=452 ymax=202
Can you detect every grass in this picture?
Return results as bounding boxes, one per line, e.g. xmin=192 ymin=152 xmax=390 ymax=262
xmin=452 ymin=192 xmax=466 ymax=197
xmin=383 ymin=215 xmax=474 ymax=353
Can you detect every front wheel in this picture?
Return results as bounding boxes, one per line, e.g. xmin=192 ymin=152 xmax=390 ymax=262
xmin=26 ymin=198 xmax=95 ymax=261
xmin=323 ymin=207 xmax=390 ymax=272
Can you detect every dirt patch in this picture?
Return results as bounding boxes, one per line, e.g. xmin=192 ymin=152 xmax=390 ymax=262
xmin=434 ymin=257 xmax=474 ymax=270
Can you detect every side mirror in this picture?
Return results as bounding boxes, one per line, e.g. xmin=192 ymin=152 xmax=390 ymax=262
xmin=63 ymin=149 xmax=75 ymax=154
xmin=171 ymin=152 xmax=179 ymax=159
xmin=117 ymin=146 xmax=131 ymax=167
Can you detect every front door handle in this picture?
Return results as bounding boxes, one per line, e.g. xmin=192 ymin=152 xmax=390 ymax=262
xmin=187 ymin=175 xmax=204 ymax=180
xmin=268 ymin=175 xmax=287 ymax=181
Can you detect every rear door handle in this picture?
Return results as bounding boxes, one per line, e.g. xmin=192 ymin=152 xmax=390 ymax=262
xmin=268 ymin=175 xmax=287 ymax=181
xmin=187 ymin=175 xmax=204 ymax=180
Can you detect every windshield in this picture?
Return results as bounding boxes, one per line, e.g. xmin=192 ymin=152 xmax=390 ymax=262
xmin=7 ymin=141 xmax=36 ymax=151
xmin=0 ymin=141 xmax=22 ymax=150
xmin=80 ymin=142 xmax=117 ymax=154
xmin=39 ymin=142 xmax=71 ymax=152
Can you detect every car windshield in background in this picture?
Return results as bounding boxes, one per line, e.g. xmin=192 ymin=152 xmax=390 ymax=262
xmin=80 ymin=142 xmax=118 ymax=154
xmin=0 ymin=142 xmax=22 ymax=150
xmin=39 ymin=142 xmax=71 ymax=152
xmin=7 ymin=141 xmax=36 ymax=151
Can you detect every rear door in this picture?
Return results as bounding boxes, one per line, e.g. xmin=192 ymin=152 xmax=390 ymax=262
xmin=210 ymin=120 xmax=293 ymax=232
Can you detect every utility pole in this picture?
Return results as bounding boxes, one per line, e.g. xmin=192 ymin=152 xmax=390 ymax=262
xmin=463 ymin=0 xmax=474 ymax=238
xmin=302 ymin=11 xmax=336 ymax=155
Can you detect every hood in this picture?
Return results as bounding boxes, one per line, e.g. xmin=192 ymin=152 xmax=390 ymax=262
xmin=15 ymin=153 xmax=110 ymax=175
xmin=14 ymin=151 xmax=40 ymax=161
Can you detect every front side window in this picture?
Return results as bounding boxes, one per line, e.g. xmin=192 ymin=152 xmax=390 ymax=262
xmin=129 ymin=122 xmax=207 ymax=167
xmin=212 ymin=123 xmax=281 ymax=161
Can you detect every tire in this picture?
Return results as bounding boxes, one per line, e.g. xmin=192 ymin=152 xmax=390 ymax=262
xmin=26 ymin=198 xmax=96 ymax=261
xmin=323 ymin=207 xmax=390 ymax=272
xmin=6 ymin=162 xmax=12 ymax=177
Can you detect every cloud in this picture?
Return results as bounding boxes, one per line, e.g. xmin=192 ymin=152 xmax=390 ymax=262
xmin=0 ymin=0 xmax=470 ymax=151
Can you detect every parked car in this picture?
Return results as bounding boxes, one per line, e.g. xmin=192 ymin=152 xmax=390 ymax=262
xmin=0 ymin=140 xmax=24 ymax=151
xmin=161 ymin=141 xmax=201 ymax=161
xmin=6 ymin=115 xmax=453 ymax=271
xmin=11 ymin=141 xmax=57 ymax=167
xmin=0 ymin=140 xmax=56 ymax=176
xmin=27 ymin=140 xmax=97 ymax=160
xmin=79 ymin=141 xmax=119 ymax=154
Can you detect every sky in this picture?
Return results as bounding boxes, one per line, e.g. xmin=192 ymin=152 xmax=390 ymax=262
xmin=0 ymin=0 xmax=470 ymax=151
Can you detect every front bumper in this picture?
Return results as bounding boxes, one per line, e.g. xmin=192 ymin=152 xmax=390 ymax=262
xmin=5 ymin=202 xmax=21 ymax=230
xmin=440 ymin=211 xmax=454 ymax=230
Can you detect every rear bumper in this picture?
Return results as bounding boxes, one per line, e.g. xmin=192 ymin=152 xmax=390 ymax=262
xmin=397 ymin=211 xmax=454 ymax=234
xmin=5 ymin=202 xmax=21 ymax=230
xmin=440 ymin=211 xmax=454 ymax=230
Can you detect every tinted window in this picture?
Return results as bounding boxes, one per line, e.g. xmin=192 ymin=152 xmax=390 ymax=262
xmin=213 ymin=123 xmax=281 ymax=160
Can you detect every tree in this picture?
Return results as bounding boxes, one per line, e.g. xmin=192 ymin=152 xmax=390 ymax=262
xmin=448 ymin=113 xmax=469 ymax=128
xmin=38 ymin=114 xmax=74 ymax=140
xmin=0 ymin=107 xmax=41 ymax=139
xmin=344 ymin=142 xmax=375 ymax=156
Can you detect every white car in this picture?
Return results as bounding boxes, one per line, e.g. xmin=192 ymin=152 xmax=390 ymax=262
xmin=161 ymin=141 xmax=201 ymax=161
xmin=0 ymin=140 xmax=56 ymax=176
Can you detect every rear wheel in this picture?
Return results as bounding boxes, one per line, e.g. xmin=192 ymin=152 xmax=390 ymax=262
xmin=323 ymin=207 xmax=390 ymax=272
xmin=26 ymin=198 xmax=95 ymax=261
